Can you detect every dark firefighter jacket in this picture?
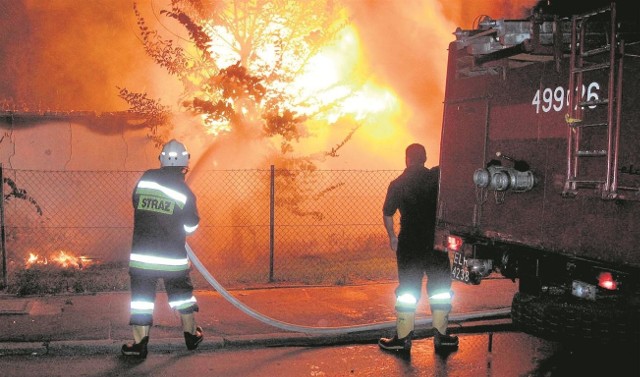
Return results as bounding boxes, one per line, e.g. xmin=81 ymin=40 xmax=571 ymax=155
xmin=129 ymin=167 xmax=200 ymax=277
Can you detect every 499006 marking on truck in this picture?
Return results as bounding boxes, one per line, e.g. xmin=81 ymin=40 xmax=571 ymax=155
xmin=531 ymin=82 xmax=601 ymax=114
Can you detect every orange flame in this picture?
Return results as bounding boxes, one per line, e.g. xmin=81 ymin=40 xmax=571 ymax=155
xmin=25 ymin=250 xmax=93 ymax=269
xmin=26 ymin=253 xmax=43 ymax=266
xmin=200 ymin=21 xmax=406 ymax=163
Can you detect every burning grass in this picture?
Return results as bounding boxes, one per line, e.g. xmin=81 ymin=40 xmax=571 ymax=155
xmin=25 ymin=250 xmax=93 ymax=270
xmin=3 ymin=249 xmax=130 ymax=296
xmin=6 ymin=262 xmax=130 ymax=297
xmin=4 ymin=241 xmax=397 ymax=296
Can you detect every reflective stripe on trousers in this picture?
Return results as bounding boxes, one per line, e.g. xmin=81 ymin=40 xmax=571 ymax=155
xmin=129 ymin=253 xmax=189 ymax=272
xmin=131 ymin=300 xmax=154 ymax=315
xmin=169 ymin=296 xmax=197 ymax=310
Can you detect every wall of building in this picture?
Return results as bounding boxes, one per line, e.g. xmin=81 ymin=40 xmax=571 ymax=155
xmin=0 ymin=112 xmax=159 ymax=171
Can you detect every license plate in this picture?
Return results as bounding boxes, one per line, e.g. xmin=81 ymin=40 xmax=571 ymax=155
xmin=451 ymin=251 xmax=471 ymax=284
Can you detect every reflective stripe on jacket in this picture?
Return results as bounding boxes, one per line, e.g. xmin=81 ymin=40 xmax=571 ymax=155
xmin=130 ymin=167 xmax=199 ymax=274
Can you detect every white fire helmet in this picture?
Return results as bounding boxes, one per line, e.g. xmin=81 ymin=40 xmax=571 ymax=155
xmin=159 ymin=139 xmax=190 ymax=167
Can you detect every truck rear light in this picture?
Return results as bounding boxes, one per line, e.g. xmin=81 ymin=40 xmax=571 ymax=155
xmin=597 ymin=272 xmax=618 ymax=290
xmin=447 ymin=235 xmax=463 ymax=251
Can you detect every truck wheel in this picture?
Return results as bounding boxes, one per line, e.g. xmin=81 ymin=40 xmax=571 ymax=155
xmin=511 ymin=292 xmax=640 ymax=346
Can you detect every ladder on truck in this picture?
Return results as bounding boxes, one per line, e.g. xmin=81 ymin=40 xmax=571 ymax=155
xmin=563 ymin=3 xmax=623 ymax=199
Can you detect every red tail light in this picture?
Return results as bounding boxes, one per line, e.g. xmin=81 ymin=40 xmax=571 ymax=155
xmin=597 ymin=271 xmax=617 ymax=290
xmin=447 ymin=235 xmax=463 ymax=251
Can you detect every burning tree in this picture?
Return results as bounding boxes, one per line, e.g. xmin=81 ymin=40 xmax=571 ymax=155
xmin=126 ymin=0 xmax=357 ymax=161
xmin=123 ymin=0 xmax=372 ymax=218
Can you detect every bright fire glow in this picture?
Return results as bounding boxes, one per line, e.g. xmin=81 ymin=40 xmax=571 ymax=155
xmin=205 ymin=24 xmax=241 ymax=69
xmin=290 ymin=26 xmax=400 ymax=132
xmin=201 ymin=20 xmax=401 ymax=145
xmin=26 ymin=250 xmax=92 ymax=269
xmin=201 ymin=114 xmax=233 ymax=137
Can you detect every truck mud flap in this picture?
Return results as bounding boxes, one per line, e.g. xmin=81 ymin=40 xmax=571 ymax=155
xmin=511 ymin=292 xmax=640 ymax=346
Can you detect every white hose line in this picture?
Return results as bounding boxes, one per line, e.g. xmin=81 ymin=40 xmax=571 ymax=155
xmin=187 ymin=243 xmax=511 ymax=335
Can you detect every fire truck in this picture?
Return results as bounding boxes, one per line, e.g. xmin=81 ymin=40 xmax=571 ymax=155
xmin=437 ymin=1 xmax=640 ymax=345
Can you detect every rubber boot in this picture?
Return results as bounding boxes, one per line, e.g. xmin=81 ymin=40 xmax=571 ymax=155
xmin=432 ymin=309 xmax=448 ymax=335
xmin=122 ymin=325 xmax=150 ymax=358
xmin=432 ymin=309 xmax=459 ymax=350
xmin=181 ymin=313 xmax=197 ymax=335
xmin=181 ymin=313 xmax=204 ymax=350
xmin=133 ymin=325 xmax=150 ymax=344
xmin=378 ymin=310 xmax=415 ymax=352
xmin=396 ymin=310 xmax=415 ymax=339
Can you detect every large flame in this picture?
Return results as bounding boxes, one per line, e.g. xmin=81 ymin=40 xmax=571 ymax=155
xmin=291 ymin=25 xmax=406 ymax=153
xmin=200 ymin=19 xmax=406 ymax=162
xmin=0 ymin=0 xmax=540 ymax=170
xmin=293 ymin=26 xmax=399 ymax=124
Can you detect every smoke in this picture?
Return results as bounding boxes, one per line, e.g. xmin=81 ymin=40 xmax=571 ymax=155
xmin=436 ymin=0 xmax=539 ymax=29
xmin=0 ymin=0 xmax=541 ymax=267
xmin=0 ymin=0 xmax=538 ymax=169
xmin=0 ymin=0 xmax=180 ymax=113
xmin=341 ymin=0 xmax=538 ymax=169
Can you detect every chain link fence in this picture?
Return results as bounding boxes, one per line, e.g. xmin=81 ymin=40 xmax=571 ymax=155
xmin=1 ymin=166 xmax=403 ymax=291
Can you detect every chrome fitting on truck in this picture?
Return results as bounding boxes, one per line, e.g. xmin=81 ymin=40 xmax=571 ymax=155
xmin=474 ymin=152 xmax=536 ymax=192
xmin=474 ymin=165 xmax=535 ymax=192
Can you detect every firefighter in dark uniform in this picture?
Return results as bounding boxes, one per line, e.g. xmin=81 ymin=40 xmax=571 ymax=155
xmin=121 ymin=139 xmax=203 ymax=358
xmin=378 ymin=143 xmax=459 ymax=353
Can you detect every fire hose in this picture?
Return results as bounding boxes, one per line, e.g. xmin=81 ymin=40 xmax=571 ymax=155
xmin=186 ymin=243 xmax=511 ymax=335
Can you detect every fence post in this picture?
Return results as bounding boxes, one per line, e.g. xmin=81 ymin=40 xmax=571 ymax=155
xmin=1 ymin=163 xmax=6 ymax=288
xmin=269 ymin=165 xmax=275 ymax=282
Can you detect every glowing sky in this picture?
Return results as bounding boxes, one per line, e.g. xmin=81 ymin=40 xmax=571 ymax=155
xmin=0 ymin=0 xmax=537 ymax=170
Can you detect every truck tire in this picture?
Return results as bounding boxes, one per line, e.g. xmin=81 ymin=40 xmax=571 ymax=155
xmin=511 ymin=292 xmax=640 ymax=346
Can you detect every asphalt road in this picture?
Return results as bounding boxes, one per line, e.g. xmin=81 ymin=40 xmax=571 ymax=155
xmin=1 ymin=331 xmax=637 ymax=377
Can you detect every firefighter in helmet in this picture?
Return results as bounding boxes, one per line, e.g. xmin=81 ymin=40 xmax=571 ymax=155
xmin=378 ymin=143 xmax=459 ymax=354
xmin=122 ymin=139 xmax=203 ymax=358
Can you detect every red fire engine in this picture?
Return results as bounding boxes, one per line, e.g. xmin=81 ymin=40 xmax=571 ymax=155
xmin=437 ymin=1 xmax=640 ymax=345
